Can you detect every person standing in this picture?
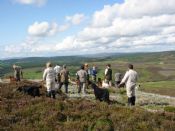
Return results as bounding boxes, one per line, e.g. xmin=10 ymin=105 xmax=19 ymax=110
xmin=114 ymin=72 xmax=122 ymax=88
xmin=84 ymin=63 xmax=90 ymax=88
xmin=43 ymin=62 xmax=56 ymax=99
xmin=119 ymin=64 xmax=138 ymax=106
xmin=76 ymin=65 xmax=87 ymax=95
xmin=91 ymin=65 xmax=97 ymax=82
xmin=54 ymin=64 xmax=62 ymax=84
xmin=13 ymin=64 xmax=23 ymax=81
xmin=59 ymin=65 xmax=70 ymax=94
xmin=105 ymin=64 xmax=112 ymax=87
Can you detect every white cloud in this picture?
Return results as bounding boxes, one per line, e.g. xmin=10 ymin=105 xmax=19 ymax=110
xmin=4 ymin=0 xmax=175 ymax=57
xmin=15 ymin=0 xmax=47 ymax=6
xmin=28 ymin=21 xmax=71 ymax=37
xmin=58 ymin=24 xmax=70 ymax=32
xmin=66 ymin=13 xmax=85 ymax=25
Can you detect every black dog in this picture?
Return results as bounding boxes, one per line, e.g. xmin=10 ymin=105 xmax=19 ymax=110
xmin=17 ymin=85 xmax=41 ymax=97
xmin=90 ymin=82 xmax=110 ymax=103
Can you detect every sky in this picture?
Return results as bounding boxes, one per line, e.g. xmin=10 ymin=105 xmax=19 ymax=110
xmin=1 ymin=0 xmax=175 ymax=59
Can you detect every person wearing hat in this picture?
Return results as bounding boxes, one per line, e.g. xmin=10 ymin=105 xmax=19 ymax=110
xmin=43 ymin=62 xmax=56 ymax=99
xmin=13 ymin=64 xmax=23 ymax=81
xmin=119 ymin=64 xmax=138 ymax=106
xmin=76 ymin=65 xmax=87 ymax=95
xmin=59 ymin=65 xmax=70 ymax=93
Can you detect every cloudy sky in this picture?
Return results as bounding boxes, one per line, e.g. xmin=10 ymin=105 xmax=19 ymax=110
xmin=1 ymin=0 xmax=175 ymax=59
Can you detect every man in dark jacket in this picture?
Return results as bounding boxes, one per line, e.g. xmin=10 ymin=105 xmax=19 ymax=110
xmin=105 ymin=64 xmax=112 ymax=87
xmin=59 ymin=65 xmax=70 ymax=93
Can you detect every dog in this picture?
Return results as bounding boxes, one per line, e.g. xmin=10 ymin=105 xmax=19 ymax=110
xmin=89 ymin=81 xmax=110 ymax=103
xmin=17 ymin=85 xmax=41 ymax=97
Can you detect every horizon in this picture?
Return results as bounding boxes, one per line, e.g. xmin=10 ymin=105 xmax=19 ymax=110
xmin=1 ymin=0 xmax=175 ymax=58
xmin=1 ymin=50 xmax=175 ymax=61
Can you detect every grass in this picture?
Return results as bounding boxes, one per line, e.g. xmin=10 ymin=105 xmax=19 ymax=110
xmin=164 ymin=106 xmax=175 ymax=112
xmin=23 ymin=68 xmax=43 ymax=79
xmin=141 ymin=81 xmax=175 ymax=97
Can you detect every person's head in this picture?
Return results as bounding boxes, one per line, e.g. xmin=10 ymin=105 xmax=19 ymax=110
xmin=46 ymin=62 xmax=52 ymax=68
xmin=106 ymin=64 xmax=111 ymax=68
xmin=13 ymin=64 xmax=16 ymax=69
xmin=84 ymin=63 xmax=88 ymax=68
xmin=63 ymin=64 xmax=66 ymax=69
xmin=80 ymin=65 xmax=84 ymax=70
xmin=128 ymin=64 xmax=133 ymax=69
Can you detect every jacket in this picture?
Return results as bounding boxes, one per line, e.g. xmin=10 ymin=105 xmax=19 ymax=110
xmin=43 ymin=67 xmax=55 ymax=82
xmin=60 ymin=69 xmax=69 ymax=83
xmin=105 ymin=68 xmax=112 ymax=81
xmin=121 ymin=69 xmax=138 ymax=88
xmin=76 ymin=69 xmax=87 ymax=83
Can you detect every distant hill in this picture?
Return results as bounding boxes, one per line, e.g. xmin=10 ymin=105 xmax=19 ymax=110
xmin=0 ymin=51 xmax=175 ymax=77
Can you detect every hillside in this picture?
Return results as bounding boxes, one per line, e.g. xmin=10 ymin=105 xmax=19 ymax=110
xmin=0 ymin=81 xmax=175 ymax=131
xmin=0 ymin=51 xmax=175 ymax=130
xmin=1 ymin=51 xmax=175 ymax=77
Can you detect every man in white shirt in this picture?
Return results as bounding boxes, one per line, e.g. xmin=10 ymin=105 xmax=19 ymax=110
xmin=43 ymin=62 xmax=56 ymax=99
xmin=54 ymin=64 xmax=62 ymax=83
xmin=119 ymin=64 xmax=138 ymax=106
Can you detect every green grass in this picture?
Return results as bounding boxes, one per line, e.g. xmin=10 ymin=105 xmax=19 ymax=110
xmin=164 ymin=106 xmax=175 ymax=112
xmin=141 ymin=81 xmax=175 ymax=97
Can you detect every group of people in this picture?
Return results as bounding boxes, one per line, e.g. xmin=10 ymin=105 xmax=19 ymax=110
xmin=12 ymin=62 xmax=138 ymax=106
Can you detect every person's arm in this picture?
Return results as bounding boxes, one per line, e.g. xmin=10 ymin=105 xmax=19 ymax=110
xmin=68 ymin=71 xmax=70 ymax=81
xmin=118 ymin=71 xmax=129 ymax=87
xmin=105 ymin=68 xmax=108 ymax=75
xmin=21 ymin=70 xmax=23 ymax=79
xmin=136 ymin=72 xmax=138 ymax=82
xmin=43 ymin=69 xmax=47 ymax=81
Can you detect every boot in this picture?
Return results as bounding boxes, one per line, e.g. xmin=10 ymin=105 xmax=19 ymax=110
xmin=51 ymin=90 xmax=56 ymax=99
xmin=131 ymin=96 xmax=136 ymax=106
xmin=128 ymin=97 xmax=132 ymax=106
xmin=46 ymin=91 xmax=51 ymax=98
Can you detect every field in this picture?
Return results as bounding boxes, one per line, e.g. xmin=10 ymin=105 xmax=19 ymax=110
xmin=1 ymin=51 xmax=175 ymax=96
xmin=141 ymin=81 xmax=175 ymax=97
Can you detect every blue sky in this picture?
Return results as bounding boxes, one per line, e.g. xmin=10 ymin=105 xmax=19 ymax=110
xmin=0 ymin=0 xmax=175 ymax=59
